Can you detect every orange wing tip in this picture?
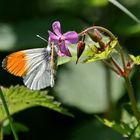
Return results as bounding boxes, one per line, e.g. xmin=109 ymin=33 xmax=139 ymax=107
xmin=2 ymin=51 xmax=28 ymax=77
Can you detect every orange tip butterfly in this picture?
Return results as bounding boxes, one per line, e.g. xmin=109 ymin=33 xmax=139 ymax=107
xmin=2 ymin=38 xmax=58 ymax=90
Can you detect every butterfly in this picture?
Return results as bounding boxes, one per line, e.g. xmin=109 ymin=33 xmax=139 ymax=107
xmin=2 ymin=42 xmax=58 ymax=90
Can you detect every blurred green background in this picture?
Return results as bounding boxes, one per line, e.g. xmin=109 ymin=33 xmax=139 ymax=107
xmin=0 ymin=0 xmax=140 ymax=139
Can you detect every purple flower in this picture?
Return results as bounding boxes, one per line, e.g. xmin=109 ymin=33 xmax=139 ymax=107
xmin=48 ymin=21 xmax=78 ymax=57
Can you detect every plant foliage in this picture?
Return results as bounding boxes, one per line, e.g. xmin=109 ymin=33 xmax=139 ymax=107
xmin=0 ymin=85 xmax=72 ymax=123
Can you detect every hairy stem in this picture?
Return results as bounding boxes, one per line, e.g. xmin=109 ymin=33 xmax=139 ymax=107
xmin=124 ymin=77 xmax=140 ymax=123
xmin=110 ymin=56 xmax=124 ymax=75
xmin=102 ymin=60 xmax=119 ymax=75
xmin=80 ymin=26 xmax=126 ymax=69
xmin=80 ymin=26 xmax=116 ymax=40
xmin=0 ymin=87 xmax=19 ymax=140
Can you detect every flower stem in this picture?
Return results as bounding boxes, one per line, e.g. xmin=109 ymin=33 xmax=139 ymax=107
xmin=81 ymin=25 xmax=140 ymax=122
xmin=104 ymin=65 xmax=113 ymax=119
xmin=81 ymin=25 xmax=126 ymax=71
xmin=80 ymin=26 xmax=116 ymax=40
xmin=110 ymin=56 xmax=124 ymax=75
xmin=124 ymin=77 xmax=140 ymax=123
xmin=102 ymin=60 xmax=119 ymax=75
xmin=0 ymin=87 xmax=19 ymax=140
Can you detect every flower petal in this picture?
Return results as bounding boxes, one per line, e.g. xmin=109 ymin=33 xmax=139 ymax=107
xmin=63 ymin=31 xmax=78 ymax=44
xmin=52 ymin=21 xmax=62 ymax=36
xmin=58 ymin=43 xmax=72 ymax=57
xmin=48 ymin=31 xmax=59 ymax=43
xmin=57 ymin=51 xmax=66 ymax=57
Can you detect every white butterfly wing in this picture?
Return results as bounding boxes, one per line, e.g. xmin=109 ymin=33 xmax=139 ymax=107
xmin=23 ymin=48 xmax=56 ymax=90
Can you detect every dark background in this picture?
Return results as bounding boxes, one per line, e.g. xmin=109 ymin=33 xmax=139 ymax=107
xmin=0 ymin=0 xmax=140 ymax=139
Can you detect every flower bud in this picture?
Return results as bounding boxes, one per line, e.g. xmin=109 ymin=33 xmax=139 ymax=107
xmin=88 ymin=29 xmax=108 ymax=51
xmin=76 ymin=41 xmax=85 ymax=64
xmin=88 ymin=29 xmax=102 ymax=42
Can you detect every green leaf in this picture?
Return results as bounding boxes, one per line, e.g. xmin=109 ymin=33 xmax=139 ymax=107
xmin=0 ymin=85 xmax=73 ymax=122
xmin=121 ymin=108 xmax=140 ymax=139
xmin=58 ymin=38 xmax=118 ymax=66
xmin=129 ymin=54 xmax=140 ymax=65
xmin=83 ymin=38 xmax=118 ymax=63
xmin=96 ymin=112 xmax=140 ymax=139
xmin=96 ymin=116 xmax=132 ymax=137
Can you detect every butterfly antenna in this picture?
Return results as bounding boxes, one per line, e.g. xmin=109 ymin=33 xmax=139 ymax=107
xmin=36 ymin=35 xmax=48 ymax=42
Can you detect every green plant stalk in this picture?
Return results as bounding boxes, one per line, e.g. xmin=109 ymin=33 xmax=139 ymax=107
xmin=0 ymin=87 xmax=19 ymax=140
xmin=104 ymin=65 xmax=113 ymax=119
xmin=108 ymin=0 xmax=140 ymax=24
xmin=124 ymin=77 xmax=140 ymax=123
xmin=0 ymin=126 xmax=3 ymax=140
xmin=116 ymin=43 xmax=126 ymax=69
xmin=102 ymin=60 xmax=119 ymax=75
xmin=81 ymin=25 xmax=140 ymax=122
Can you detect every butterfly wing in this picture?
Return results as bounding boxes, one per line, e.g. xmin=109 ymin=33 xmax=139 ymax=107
xmin=2 ymin=47 xmax=57 ymax=90
xmin=2 ymin=50 xmax=28 ymax=76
